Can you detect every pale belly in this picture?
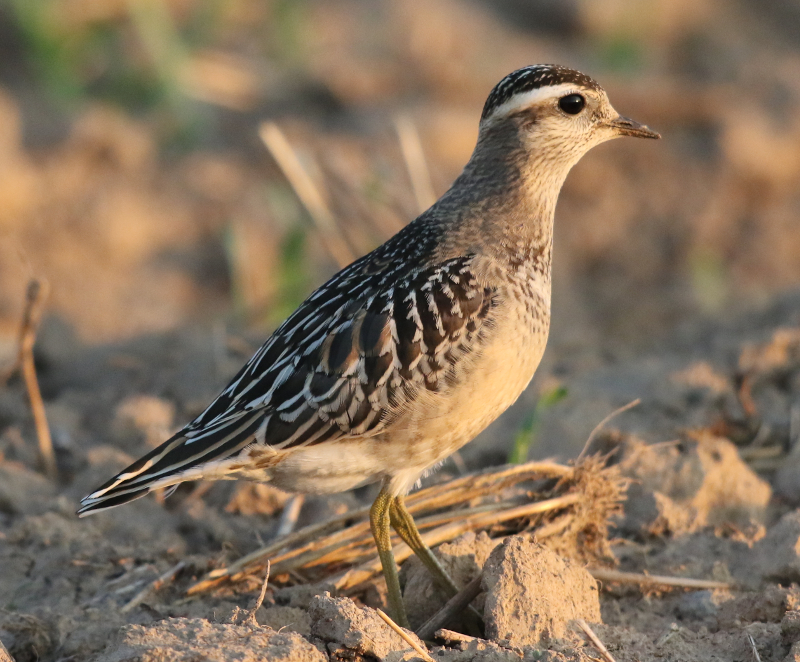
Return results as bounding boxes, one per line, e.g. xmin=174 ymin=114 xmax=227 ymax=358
xmin=264 ymin=290 xmax=550 ymax=496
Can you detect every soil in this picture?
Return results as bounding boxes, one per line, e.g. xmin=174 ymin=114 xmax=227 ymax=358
xmin=2 ymin=1 xmax=800 ymax=660
xmin=2 ymin=294 xmax=800 ymax=661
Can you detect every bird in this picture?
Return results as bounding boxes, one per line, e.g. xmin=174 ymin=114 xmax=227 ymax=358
xmin=78 ymin=64 xmax=658 ymax=627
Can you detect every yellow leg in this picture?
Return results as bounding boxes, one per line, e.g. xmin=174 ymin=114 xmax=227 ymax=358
xmin=389 ymin=495 xmax=460 ymax=595
xmin=390 ymin=495 xmax=484 ymax=633
xmin=370 ymin=486 xmax=409 ymax=627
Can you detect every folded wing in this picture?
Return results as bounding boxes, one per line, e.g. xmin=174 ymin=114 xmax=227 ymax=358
xmin=78 ymin=249 xmax=496 ymax=515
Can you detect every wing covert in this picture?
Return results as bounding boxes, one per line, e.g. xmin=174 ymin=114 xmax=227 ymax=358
xmin=189 ymin=255 xmax=497 ymax=452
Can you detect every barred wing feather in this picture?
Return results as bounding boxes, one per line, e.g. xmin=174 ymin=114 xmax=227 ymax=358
xmin=78 ymin=251 xmax=495 ymax=515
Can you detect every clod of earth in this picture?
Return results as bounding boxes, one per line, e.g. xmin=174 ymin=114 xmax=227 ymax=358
xmin=753 ymin=511 xmax=800 ymax=583
xmin=309 ymin=593 xmax=426 ymax=660
xmin=94 ymin=618 xmax=326 ymax=662
xmin=616 ymin=432 xmax=771 ymax=537
xmin=481 ymin=536 xmax=601 ymax=648
xmin=402 ymin=531 xmax=498 ymax=631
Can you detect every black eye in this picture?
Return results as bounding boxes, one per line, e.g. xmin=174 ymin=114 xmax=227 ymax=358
xmin=558 ymin=94 xmax=585 ymax=115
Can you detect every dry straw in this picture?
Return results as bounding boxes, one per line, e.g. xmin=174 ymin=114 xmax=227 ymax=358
xmin=259 ymin=122 xmax=355 ymax=269
xmin=187 ymin=457 xmax=626 ymax=596
xmin=2 ymin=279 xmax=57 ymax=480
xmin=376 ymin=609 xmax=435 ymax=662
xmin=574 ymin=618 xmax=617 ymax=662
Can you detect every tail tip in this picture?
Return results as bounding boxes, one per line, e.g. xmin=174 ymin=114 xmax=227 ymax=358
xmin=75 ymin=487 xmax=150 ymax=516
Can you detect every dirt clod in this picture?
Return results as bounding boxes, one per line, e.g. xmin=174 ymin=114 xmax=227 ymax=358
xmin=112 ymin=394 xmax=175 ymax=449
xmin=716 ymin=585 xmax=799 ymax=629
xmin=754 ymin=511 xmax=800 ymax=582
xmin=274 ymin=583 xmax=338 ymax=609
xmin=94 ymin=618 xmax=326 ymax=662
xmin=0 ymin=461 xmax=54 ymax=516
xmin=481 ymin=536 xmax=601 ymax=647
xmin=787 ymin=641 xmax=800 ymax=662
xmin=309 ymin=593 xmax=426 ymax=660
xmin=783 ymin=610 xmax=800 ymax=645
xmin=618 ymin=433 xmax=771 ymax=536
xmin=675 ymin=589 xmax=721 ymax=619
xmin=433 ymin=638 xmax=523 ymax=661
xmin=403 ymin=531 xmax=499 ymax=630
xmin=258 ymin=605 xmax=312 ymax=636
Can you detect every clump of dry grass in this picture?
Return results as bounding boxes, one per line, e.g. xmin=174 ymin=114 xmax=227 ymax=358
xmin=187 ymin=456 xmax=627 ymax=596
xmin=542 ymin=454 xmax=628 ymax=566
xmin=0 ymin=611 xmax=52 ymax=662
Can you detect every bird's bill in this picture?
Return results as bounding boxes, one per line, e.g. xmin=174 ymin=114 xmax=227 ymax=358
xmin=607 ymin=115 xmax=661 ymax=139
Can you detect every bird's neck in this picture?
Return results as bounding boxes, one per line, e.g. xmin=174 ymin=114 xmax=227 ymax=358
xmin=442 ymin=123 xmax=575 ymax=274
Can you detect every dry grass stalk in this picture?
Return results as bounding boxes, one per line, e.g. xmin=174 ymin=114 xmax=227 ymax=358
xmin=188 ymin=461 xmax=570 ymax=593
xmin=739 ymin=445 xmax=783 ymax=461
xmin=301 ymin=502 xmax=517 ymax=570
xmin=187 ymin=459 xmax=621 ymax=596
xmin=120 ymin=561 xmax=186 ymax=614
xmin=188 ymin=462 xmax=573 ymax=593
xmin=274 ymin=494 xmax=305 ymax=538
xmin=574 ymin=618 xmax=617 ymax=662
xmin=578 ymin=398 xmax=640 ymax=460
xmin=746 ymin=632 xmax=762 ymax=662
xmin=394 ymin=114 xmax=436 ymax=212
xmin=376 ymin=609 xmax=435 ymax=662
xmin=187 ymin=505 xmax=373 ymax=594
xmin=243 ymin=561 xmax=270 ymax=626
xmin=589 ymin=568 xmax=732 ymax=590
xmin=416 ymin=574 xmax=483 ymax=641
xmin=542 ymin=456 xmax=627 ymax=566
xmin=259 ymin=122 xmax=354 ymax=269
xmin=435 ymin=629 xmax=478 ymax=645
xmin=332 ymin=493 xmax=583 ymax=591
xmin=6 ymin=279 xmax=58 ymax=481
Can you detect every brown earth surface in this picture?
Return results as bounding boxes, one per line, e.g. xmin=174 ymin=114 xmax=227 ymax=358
xmin=3 ymin=1 xmax=800 ymax=660
xmin=2 ymin=294 xmax=800 ymax=661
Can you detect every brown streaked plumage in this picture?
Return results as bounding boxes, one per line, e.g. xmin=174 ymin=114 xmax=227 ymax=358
xmin=79 ymin=64 xmax=659 ymax=627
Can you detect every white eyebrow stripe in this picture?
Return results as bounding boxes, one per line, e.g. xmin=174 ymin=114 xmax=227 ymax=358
xmin=483 ymin=83 xmax=579 ymax=122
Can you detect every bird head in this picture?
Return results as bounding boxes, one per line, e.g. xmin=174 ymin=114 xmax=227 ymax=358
xmin=478 ymin=64 xmax=659 ymax=172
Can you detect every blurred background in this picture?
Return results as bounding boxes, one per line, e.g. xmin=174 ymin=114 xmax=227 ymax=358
xmin=1 ymin=0 xmax=799 ymax=462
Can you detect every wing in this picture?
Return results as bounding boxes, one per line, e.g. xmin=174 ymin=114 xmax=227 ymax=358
xmin=78 ymin=247 xmax=496 ymax=514
xmin=194 ymin=254 xmax=496 ymax=442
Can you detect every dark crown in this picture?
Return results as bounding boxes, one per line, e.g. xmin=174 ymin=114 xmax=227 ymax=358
xmin=481 ymin=64 xmax=602 ymax=121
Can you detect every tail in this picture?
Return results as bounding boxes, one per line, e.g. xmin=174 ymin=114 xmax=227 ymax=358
xmin=77 ymin=411 xmax=267 ymax=516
